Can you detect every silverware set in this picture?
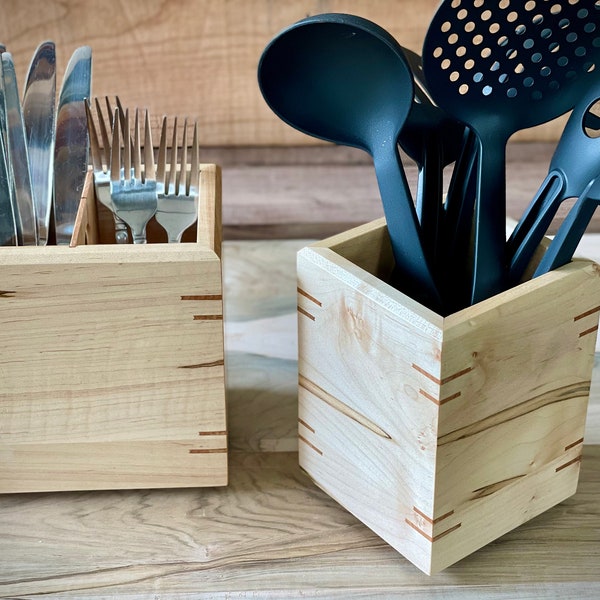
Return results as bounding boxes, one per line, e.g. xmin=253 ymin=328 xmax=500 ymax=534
xmin=86 ymin=97 xmax=200 ymax=244
xmin=1 ymin=39 xmax=200 ymax=247
xmin=0 ymin=42 xmax=91 ymax=246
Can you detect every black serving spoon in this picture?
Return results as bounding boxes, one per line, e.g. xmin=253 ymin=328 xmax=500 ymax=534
xmin=258 ymin=13 xmax=442 ymax=311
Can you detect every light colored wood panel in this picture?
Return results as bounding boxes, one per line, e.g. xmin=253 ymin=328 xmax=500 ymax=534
xmin=0 ymin=0 xmax=567 ymax=146
xmin=0 ymin=168 xmax=226 ymax=493
xmin=0 ymin=449 xmax=599 ymax=597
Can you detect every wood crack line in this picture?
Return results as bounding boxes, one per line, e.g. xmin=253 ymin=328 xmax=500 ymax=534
xmin=438 ymin=381 xmax=590 ymax=446
xmin=299 ymin=375 xmax=391 ymax=440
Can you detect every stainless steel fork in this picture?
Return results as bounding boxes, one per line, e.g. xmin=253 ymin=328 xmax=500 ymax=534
xmin=155 ymin=116 xmax=200 ymax=243
xmin=109 ymin=107 xmax=157 ymax=244
xmin=86 ymin=96 xmax=130 ymax=243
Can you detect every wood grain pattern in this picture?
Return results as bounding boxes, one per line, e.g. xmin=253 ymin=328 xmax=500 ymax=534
xmin=217 ymin=143 xmax=600 ymax=239
xmin=298 ymin=220 xmax=599 ymax=573
xmin=0 ymin=1 xmax=570 ymax=146
xmin=0 ymin=167 xmax=226 ymax=493
xmin=1 ymin=226 xmax=599 ymax=593
xmin=0 ymin=449 xmax=599 ymax=598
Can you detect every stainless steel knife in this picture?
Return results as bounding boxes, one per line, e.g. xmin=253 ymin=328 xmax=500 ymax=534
xmin=0 ymin=120 xmax=17 ymax=246
xmin=0 ymin=50 xmax=17 ymax=246
xmin=23 ymin=40 xmax=56 ymax=246
xmin=1 ymin=51 xmax=37 ymax=245
xmin=53 ymin=45 xmax=91 ymax=245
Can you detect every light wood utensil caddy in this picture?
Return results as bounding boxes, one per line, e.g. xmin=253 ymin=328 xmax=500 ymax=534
xmin=0 ymin=164 xmax=227 ymax=494
xmin=297 ymin=217 xmax=600 ymax=574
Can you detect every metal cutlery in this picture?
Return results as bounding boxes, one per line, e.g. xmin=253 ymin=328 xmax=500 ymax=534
xmin=109 ymin=106 xmax=157 ymax=244
xmin=155 ymin=116 xmax=200 ymax=243
xmin=86 ymin=96 xmax=130 ymax=243
xmin=53 ymin=45 xmax=91 ymax=245
xmin=0 ymin=122 xmax=16 ymax=246
xmin=22 ymin=40 xmax=56 ymax=245
xmin=1 ymin=51 xmax=37 ymax=245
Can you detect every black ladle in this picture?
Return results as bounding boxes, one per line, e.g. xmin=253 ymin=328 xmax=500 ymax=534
xmin=258 ymin=13 xmax=442 ymax=311
xmin=423 ymin=0 xmax=600 ymax=304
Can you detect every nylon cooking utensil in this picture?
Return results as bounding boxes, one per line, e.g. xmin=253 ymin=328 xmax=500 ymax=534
xmin=508 ymin=78 xmax=600 ymax=284
xmin=258 ymin=13 xmax=442 ymax=311
xmin=423 ymin=0 xmax=600 ymax=304
xmin=533 ymin=174 xmax=600 ymax=277
xmin=399 ymin=47 xmax=467 ymax=268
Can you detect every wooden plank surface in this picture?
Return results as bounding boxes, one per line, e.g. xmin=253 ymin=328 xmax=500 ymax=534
xmin=1 ymin=232 xmax=599 ymax=597
xmin=0 ymin=0 xmax=569 ymax=146
xmin=214 ymin=143 xmax=600 ymax=239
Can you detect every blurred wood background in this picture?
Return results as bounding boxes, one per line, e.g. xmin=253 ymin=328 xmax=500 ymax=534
xmin=0 ymin=0 xmax=567 ymax=147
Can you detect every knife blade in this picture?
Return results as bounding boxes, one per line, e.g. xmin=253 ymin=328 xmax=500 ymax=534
xmin=1 ymin=51 xmax=37 ymax=245
xmin=0 ymin=51 xmax=17 ymax=246
xmin=23 ymin=40 xmax=56 ymax=246
xmin=53 ymin=45 xmax=91 ymax=245
xmin=0 ymin=121 xmax=17 ymax=246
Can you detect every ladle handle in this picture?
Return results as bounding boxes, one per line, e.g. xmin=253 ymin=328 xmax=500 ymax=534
xmin=372 ymin=144 xmax=442 ymax=312
xmin=471 ymin=135 xmax=507 ymax=304
xmin=508 ymin=171 xmax=565 ymax=285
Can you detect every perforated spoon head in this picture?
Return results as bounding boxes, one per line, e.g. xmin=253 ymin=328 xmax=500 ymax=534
xmin=423 ymin=0 xmax=600 ymax=141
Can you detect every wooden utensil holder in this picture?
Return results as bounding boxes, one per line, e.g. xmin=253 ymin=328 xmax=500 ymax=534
xmin=297 ymin=217 xmax=600 ymax=574
xmin=0 ymin=165 xmax=227 ymax=493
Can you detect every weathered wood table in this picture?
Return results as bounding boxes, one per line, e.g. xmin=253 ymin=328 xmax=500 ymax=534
xmin=1 ymin=146 xmax=599 ymax=598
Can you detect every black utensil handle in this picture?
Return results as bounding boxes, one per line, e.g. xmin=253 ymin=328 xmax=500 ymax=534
xmin=441 ymin=129 xmax=478 ymax=313
xmin=373 ymin=144 xmax=443 ymax=312
xmin=507 ymin=172 xmax=564 ymax=284
xmin=533 ymin=184 xmax=599 ymax=277
xmin=471 ymin=136 xmax=507 ymax=305
xmin=417 ymin=139 xmax=443 ymax=272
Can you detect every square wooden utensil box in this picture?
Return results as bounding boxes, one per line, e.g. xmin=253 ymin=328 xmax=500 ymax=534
xmin=0 ymin=164 xmax=227 ymax=494
xmin=297 ymin=217 xmax=600 ymax=575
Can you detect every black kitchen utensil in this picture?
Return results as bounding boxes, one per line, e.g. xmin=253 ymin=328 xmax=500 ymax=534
xmin=423 ymin=0 xmax=600 ymax=304
xmin=399 ymin=47 xmax=466 ymax=268
xmin=258 ymin=13 xmax=442 ymax=311
xmin=509 ymin=78 xmax=600 ymax=284
xmin=533 ymin=175 xmax=600 ymax=277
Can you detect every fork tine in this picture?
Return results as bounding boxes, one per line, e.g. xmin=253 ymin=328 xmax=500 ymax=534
xmin=144 ymin=110 xmax=155 ymax=181
xmin=123 ymin=108 xmax=131 ymax=178
xmin=190 ymin=120 xmax=199 ymax=196
xmin=166 ymin=116 xmax=178 ymax=192
xmin=94 ymin=98 xmax=111 ymax=167
xmin=133 ymin=108 xmax=142 ymax=180
xmin=156 ymin=115 xmax=168 ymax=183
xmin=85 ymin=99 xmax=104 ymax=173
xmin=110 ymin=107 xmax=121 ymax=183
xmin=177 ymin=118 xmax=188 ymax=196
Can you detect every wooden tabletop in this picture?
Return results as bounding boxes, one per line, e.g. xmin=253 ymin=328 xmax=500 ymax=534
xmin=1 ymin=146 xmax=600 ymax=598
